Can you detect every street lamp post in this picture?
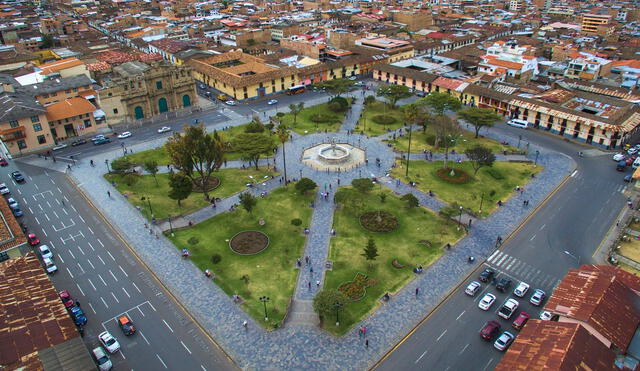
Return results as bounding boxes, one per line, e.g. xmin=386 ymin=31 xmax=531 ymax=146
xmin=479 ymin=193 xmax=484 ymax=215
xmin=334 ymin=301 xmax=342 ymax=326
xmin=259 ymin=296 xmax=270 ymax=321
xmin=299 ymin=169 xmax=302 ymax=179
xmin=405 ymin=124 xmax=413 ymax=177
xmin=105 ymin=159 xmax=110 ymax=174
xmin=457 ymin=206 xmax=463 ymax=230
xmin=168 ymin=214 xmax=174 ymax=235
xmin=517 ymin=135 xmax=522 ymax=149
xmin=141 ymin=196 xmax=153 ymax=217
xmin=534 ymin=150 xmax=540 ymax=165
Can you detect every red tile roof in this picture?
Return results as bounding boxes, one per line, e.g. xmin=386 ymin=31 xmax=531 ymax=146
xmin=149 ymin=38 xmax=191 ymax=54
xmin=45 ymin=97 xmax=96 ymax=122
xmin=433 ymin=76 xmax=465 ymax=91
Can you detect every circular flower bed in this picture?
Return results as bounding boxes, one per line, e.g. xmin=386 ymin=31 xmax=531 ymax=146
xmin=371 ymin=114 xmax=396 ymax=125
xmin=359 ymin=210 xmax=399 ymax=233
xmin=435 ymin=168 xmax=470 ymax=184
xmin=192 ymin=176 xmax=221 ymax=192
xmin=229 ymin=230 xmax=269 ymax=255
xmin=310 ymin=113 xmax=333 ymax=123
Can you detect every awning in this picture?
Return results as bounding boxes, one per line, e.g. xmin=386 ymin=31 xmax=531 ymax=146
xmin=93 ymin=109 xmax=105 ymax=119
xmin=0 ymin=126 xmax=25 ymax=135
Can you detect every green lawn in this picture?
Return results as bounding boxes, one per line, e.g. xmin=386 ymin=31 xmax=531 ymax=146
xmin=105 ymin=167 xmax=276 ymax=219
xmin=323 ymin=187 xmax=464 ymax=335
xmin=354 ymin=100 xmax=407 ymax=136
xmin=279 ymin=103 xmax=344 ymax=135
xmin=168 ymin=187 xmax=314 ymax=329
xmin=385 ymin=127 xmax=524 ymax=155
xmin=391 ymin=161 xmax=541 ymax=217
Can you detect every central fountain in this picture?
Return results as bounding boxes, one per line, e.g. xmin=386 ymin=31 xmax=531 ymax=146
xmin=317 ymin=138 xmax=351 ymax=164
xmin=302 ymin=137 xmax=365 ymax=172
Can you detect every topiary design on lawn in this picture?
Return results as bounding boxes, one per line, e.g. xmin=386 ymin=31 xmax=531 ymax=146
xmin=371 ymin=114 xmax=396 ymax=126
xmin=360 ymin=210 xmax=399 ymax=233
xmin=192 ymin=176 xmax=221 ymax=192
xmin=310 ymin=113 xmax=334 ymax=123
xmin=435 ymin=168 xmax=470 ymax=184
xmin=338 ymin=273 xmax=377 ymax=301
xmin=229 ymin=230 xmax=269 ymax=255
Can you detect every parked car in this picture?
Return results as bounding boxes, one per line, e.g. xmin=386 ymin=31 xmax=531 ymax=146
xmin=465 ymin=281 xmax=481 ymax=296
xmin=70 ymin=305 xmax=87 ymax=325
xmin=0 ymin=183 xmax=9 ymax=195
xmin=496 ymin=277 xmax=512 ymax=292
xmin=117 ymin=131 xmax=132 ymax=139
xmin=348 ymin=76 xmax=357 ymax=80
xmin=540 ymin=311 xmax=552 ymax=320
xmin=507 ymin=119 xmax=529 ymax=129
xmin=43 ymin=257 xmax=57 ymax=274
xmin=267 ymin=99 xmax=278 ymax=105
xmin=91 ymin=134 xmax=106 ymax=142
xmin=0 ymin=158 xmax=8 ymax=166
xmin=498 ymin=298 xmax=519 ymax=319
xmin=513 ymin=281 xmax=530 ymax=297
xmin=11 ymin=171 xmax=25 ymax=183
xmin=93 ymin=138 xmax=111 ymax=145
xmin=38 ymin=244 xmax=53 ymax=259
xmin=7 ymin=197 xmax=18 ymax=209
xmin=92 ymin=346 xmax=113 ymax=371
xmin=225 ymin=100 xmax=237 ymax=106
xmin=626 ymin=156 xmax=637 ymax=166
xmin=512 ymin=312 xmax=530 ymax=330
xmin=617 ymin=160 xmax=627 ymax=171
xmin=52 ymin=143 xmax=68 ymax=151
xmin=530 ymin=289 xmax=546 ymax=306
xmin=157 ymin=126 xmax=172 ymax=133
xmin=71 ymin=139 xmax=87 ymax=146
xmin=98 ymin=331 xmax=120 ymax=353
xmin=59 ymin=290 xmax=74 ymax=308
xmin=27 ymin=233 xmax=39 ymax=246
xmin=625 ymin=174 xmax=633 ymax=182
xmin=479 ymin=268 xmax=495 ymax=283
xmin=480 ymin=320 xmax=501 ymax=341
xmin=494 ymin=331 xmax=515 ymax=351
xmin=12 ymin=207 xmax=23 ymax=217
xmin=117 ymin=315 xmax=136 ymax=336
xmin=629 ymin=147 xmax=638 ymax=155
xmin=478 ymin=293 xmax=497 ymax=310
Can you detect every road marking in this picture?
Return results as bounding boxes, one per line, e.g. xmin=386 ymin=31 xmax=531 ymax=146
xmin=35 ymin=216 xmax=40 ymax=225
xmin=571 ymin=170 xmax=578 ymax=177
xmin=87 ymin=260 xmax=95 ymax=269
xmin=201 ymin=365 xmax=207 ymax=371
xmin=89 ymin=302 xmax=96 ymax=314
xmin=107 ymin=251 xmax=115 ymax=261
xmin=459 ymin=343 xmax=469 ymax=355
xmin=88 ymin=278 xmax=97 ymax=291
xmin=529 ymin=234 xmax=536 ymax=241
xmin=77 ymin=245 xmax=85 ymax=256
xmin=119 ymin=265 xmax=129 ymax=277
xmin=88 ymin=226 xmax=94 ymax=235
xmin=97 ymin=238 xmax=105 ymax=248
xmin=148 ymin=302 xmax=157 ymax=311
xmin=122 ymin=287 xmax=130 ymax=298
xmin=437 ymin=329 xmax=447 ymax=342
xmin=99 ymin=275 xmax=107 ymax=286
xmin=120 ymin=350 xmax=126 ymax=360
xmin=58 ymin=254 xmax=64 ymax=263
xmin=482 ymin=358 xmax=494 ymax=371
xmin=163 ymin=319 xmax=174 ymax=333
xmin=68 ymin=250 xmax=76 ymax=259
xmin=38 ymin=204 xmax=42 ymax=210
xmin=111 ymin=292 xmax=119 ymax=303
xmin=456 ymin=311 xmax=465 ymax=321
xmin=53 ymin=210 xmax=59 ymax=219
xmin=488 ymin=250 xmax=501 ymax=262
xmin=76 ymin=283 xmax=85 ymax=296
xmin=109 ymin=270 xmax=118 ymax=282
xmin=132 ymin=282 xmax=141 ymax=293
xmin=71 ymin=204 xmax=77 ymax=212
xmin=415 ymin=350 xmax=428 ymax=363
xmin=46 ymin=201 xmax=51 ymax=208
xmin=28 ymin=207 xmax=33 ymax=214
xmin=97 ymin=255 xmax=105 ymax=265
xmin=496 ymin=254 xmax=508 ymax=266
xmin=540 ymin=224 xmax=546 ymax=230
xmin=139 ymin=330 xmax=150 ymax=345
xmin=34 ymin=183 xmax=39 ymax=190
xmin=77 ymin=263 xmax=85 ymax=274
xmin=138 ymin=306 xmax=145 ymax=317
xmin=181 ymin=341 xmax=192 ymax=354
xmin=78 ymin=215 xmax=85 ymax=223
xmin=100 ymin=297 xmax=108 ymax=308
xmin=45 ymin=213 xmax=50 ymax=221
xmin=156 ymin=354 xmax=168 ymax=369
xmin=88 ymin=242 xmax=95 ymax=251
xmin=62 ymin=208 xmax=68 ymax=216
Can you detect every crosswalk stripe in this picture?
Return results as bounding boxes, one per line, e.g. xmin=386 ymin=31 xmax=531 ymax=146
xmin=506 ymin=258 xmax=518 ymax=271
xmin=488 ymin=250 xmax=501 ymax=262
xmin=510 ymin=260 xmax=523 ymax=273
xmin=501 ymin=256 xmax=514 ymax=268
xmin=496 ymin=254 xmax=509 ymax=266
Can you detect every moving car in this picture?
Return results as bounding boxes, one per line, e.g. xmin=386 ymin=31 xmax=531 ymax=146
xmin=530 ymin=289 xmax=546 ymax=306
xmin=512 ymin=312 xmax=530 ymax=330
xmin=59 ymin=290 xmax=74 ymax=308
xmin=27 ymin=233 xmax=39 ymax=246
xmin=496 ymin=277 xmax=512 ymax=292
xmin=480 ymin=320 xmax=501 ymax=341
xmin=71 ymin=139 xmax=87 ymax=146
xmin=478 ymin=293 xmax=496 ymax=310
xmin=613 ymin=153 xmax=626 ymax=161
xmin=11 ymin=171 xmax=25 ymax=183
xmin=52 ymin=143 xmax=68 ymax=151
xmin=507 ymin=119 xmax=529 ymax=129
xmin=93 ymin=137 xmax=111 ymax=145
xmin=43 ymin=257 xmax=57 ymax=274
xmin=0 ymin=158 xmax=8 ymax=166
xmin=70 ymin=305 xmax=87 ymax=325
xmin=225 ymin=100 xmax=237 ymax=106
xmin=498 ymin=298 xmax=519 ymax=320
xmin=267 ymin=99 xmax=278 ymax=105
xmin=117 ymin=315 xmax=136 ymax=336
xmin=92 ymin=346 xmax=113 ymax=371
xmin=117 ymin=131 xmax=132 ymax=139
xmin=98 ymin=331 xmax=120 ymax=353
xmin=494 ymin=331 xmax=515 ymax=351
xmin=513 ymin=281 xmax=530 ymax=297
xmin=465 ymin=281 xmax=481 ymax=296
xmin=479 ymin=268 xmax=495 ymax=283
xmin=0 ymin=183 xmax=10 ymax=195
xmin=157 ymin=126 xmax=172 ymax=133
xmin=91 ymin=134 xmax=106 ymax=142
xmin=38 ymin=244 xmax=53 ymax=259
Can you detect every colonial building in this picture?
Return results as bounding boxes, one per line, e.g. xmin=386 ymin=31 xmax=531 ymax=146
xmin=96 ymin=60 xmax=196 ymax=123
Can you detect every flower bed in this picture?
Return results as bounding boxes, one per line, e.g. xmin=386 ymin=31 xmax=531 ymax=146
xmin=359 ymin=210 xmax=399 ymax=232
xmin=229 ymin=230 xmax=269 ymax=255
xmin=192 ymin=176 xmax=221 ymax=192
xmin=338 ymin=273 xmax=377 ymax=301
xmin=435 ymin=168 xmax=470 ymax=184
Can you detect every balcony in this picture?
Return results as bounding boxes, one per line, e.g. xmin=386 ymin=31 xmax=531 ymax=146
xmin=0 ymin=126 xmax=26 ymax=142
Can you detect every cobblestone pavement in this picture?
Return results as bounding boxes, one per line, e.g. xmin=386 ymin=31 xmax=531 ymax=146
xmin=17 ymin=95 xmax=575 ymax=370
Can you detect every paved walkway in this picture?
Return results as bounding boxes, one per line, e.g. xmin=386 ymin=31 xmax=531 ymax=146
xmin=17 ymin=94 xmax=576 ymax=369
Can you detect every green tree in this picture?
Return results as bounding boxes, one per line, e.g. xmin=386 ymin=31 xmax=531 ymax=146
xmin=438 ymin=202 xmax=462 ymax=224
xmin=458 ymin=107 xmax=503 ymax=138
xmin=312 ymin=289 xmax=349 ymax=321
xmin=246 ymin=38 xmax=256 ymax=46
xmin=233 ymin=133 xmax=275 ymax=170
xmin=376 ymin=85 xmax=412 ymax=109
xmin=288 ymin=102 xmax=304 ymax=125
xmin=351 ymin=178 xmax=374 ymax=194
xmin=432 ymin=115 xmax=460 ymax=168
xmin=364 ymin=95 xmax=376 ymax=106
xmin=316 ymin=78 xmax=354 ymax=97
xmin=168 ymin=173 xmax=192 ymax=207
xmin=144 ymin=160 xmax=159 ymax=185
xmin=110 ymin=157 xmax=133 ymax=173
xmin=295 ymin=177 xmax=317 ymax=195
xmin=379 ymin=193 xmax=387 ymax=203
xmin=401 ymin=193 xmax=419 ymax=208
xmin=362 ymin=238 xmax=379 ymax=261
xmin=422 ymin=91 xmax=462 ymax=115
xmin=239 ymin=192 xmax=257 ymax=213
xmin=276 ymin=125 xmax=290 ymax=183
xmin=245 ymin=117 xmax=265 ymax=133
xmin=165 ymin=124 xmax=225 ymax=199
xmin=402 ymin=103 xmax=427 ymax=176
xmin=39 ymin=34 xmax=54 ymax=49
xmin=465 ymin=145 xmax=496 ymax=175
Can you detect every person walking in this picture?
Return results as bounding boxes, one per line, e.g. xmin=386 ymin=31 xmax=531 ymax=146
xmin=316 ymin=280 xmax=320 ymax=288
xmin=365 ymin=339 xmax=369 ymax=348
xmin=107 ymin=191 xmax=111 ymax=198
xmin=415 ymin=287 xmax=419 ymax=297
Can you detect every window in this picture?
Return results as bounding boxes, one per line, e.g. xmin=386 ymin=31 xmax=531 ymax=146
xmin=9 ymin=120 xmax=18 ymax=128
xmin=73 ymin=88 xmax=78 ymax=92
xmin=30 ymin=115 xmax=39 ymax=123
xmin=65 ymin=90 xmax=70 ymax=94
xmin=113 ymin=108 xmax=118 ymax=114
xmin=33 ymin=123 xmax=42 ymax=132
xmin=52 ymin=92 xmax=57 ymax=96
xmin=84 ymin=119 xmax=91 ymax=128
xmin=37 ymin=135 xmax=46 ymax=144
xmin=17 ymin=140 xmax=26 ymax=149
xmin=156 ymin=81 xmax=163 ymax=89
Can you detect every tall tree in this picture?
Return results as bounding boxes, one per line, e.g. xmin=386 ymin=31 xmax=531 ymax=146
xmin=168 ymin=173 xmax=192 ymax=207
xmin=239 ymin=192 xmax=257 ymax=213
xmin=276 ymin=125 xmax=290 ymax=183
xmin=312 ymin=289 xmax=349 ymax=321
xmin=144 ymin=160 xmax=159 ymax=185
xmin=376 ymin=85 xmax=412 ymax=109
xmin=465 ymin=145 xmax=496 ymax=174
xmin=362 ymin=238 xmax=379 ymax=261
xmin=288 ymin=102 xmax=304 ymax=126
xmin=39 ymin=34 xmax=54 ymax=49
xmin=165 ymin=124 xmax=225 ymax=199
xmin=402 ymin=103 xmax=425 ymax=176
xmin=316 ymin=78 xmax=354 ymax=97
xmin=432 ymin=115 xmax=460 ymax=169
xmin=458 ymin=107 xmax=503 ymax=138
xmin=295 ymin=177 xmax=317 ymax=195
xmin=351 ymin=178 xmax=374 ymax=194
xmin=233 ymin=133 xmax=275 ymax=170
xmin=422 ymin=91 xmax=462 ymax=115
xmin=401 ymin=193 xmax=419 ymax=208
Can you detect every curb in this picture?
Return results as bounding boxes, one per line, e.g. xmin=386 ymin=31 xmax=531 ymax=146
xmin=64 ymin=173 xmax=239 ymax=369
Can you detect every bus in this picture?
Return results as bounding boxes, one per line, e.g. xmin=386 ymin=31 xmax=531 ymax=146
xmin=287 ymin=85 xmax=306 ymax=95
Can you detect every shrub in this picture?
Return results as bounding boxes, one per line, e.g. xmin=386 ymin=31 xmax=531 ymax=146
xmin=111 ymin=157 xmax=133 ymax=172
xmin=371 ymin=114 xmax=396 ymax=126
xmin=211 ymin=253 xmax=222 ymax=264
xmin=291 ymin=218 xmax=302 ymax=226
xmin=329 ymin=96 xmax=349 ymax=111
xmin=327 ymin=101 xmax=343 ymax=112
xmin=244 ymin=120 xmax=265 ymax=133
xmin=489 ymin=189 xmax=496 ymax=197
xmin=424 ymin=134 xmax=436 ymax=146
xmin=485 ymin=168 xmax=504 ymax=180
xmin=310 ymin=113 xmax=332 ymax=123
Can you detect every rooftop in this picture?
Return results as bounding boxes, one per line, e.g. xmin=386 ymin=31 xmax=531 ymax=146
xmin=45 ymin=97 xmax=96 ymax=122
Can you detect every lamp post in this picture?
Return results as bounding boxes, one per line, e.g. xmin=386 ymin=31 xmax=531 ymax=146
xmin=120 ymin=142 xmax=126 ymax=156
xmin=141 ymin=196 xmax=153 ymax=217
xmin=168 ymin=214 xmax=174 ymax=235
xmin=105 ymin=159 xmax=110 ymax=174
xmin=405 ymin=124 xmax=413 ymax=177
xmin=457 ymin=205 xmax=463 ymax=230
xmin=517 ymin=134 xmax=522 ymax=149
xmin=334 ymin=301 xmax=343 ymax=326
xmin=259 ymin=296 xmax=270 ymax=321
xmin=479 ymin=192 xmax=484 ymax=215
xmin=299 ymin=168 xmax=302 ymax=179
xmin=534 ymin=150 xmax=540 ymax=165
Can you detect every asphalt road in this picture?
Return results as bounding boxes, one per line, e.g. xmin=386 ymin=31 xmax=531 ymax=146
xmin=2 ymin=161 xmax=236 ymax=370
xmin=376 ymin=125 xmax=628 ymax=370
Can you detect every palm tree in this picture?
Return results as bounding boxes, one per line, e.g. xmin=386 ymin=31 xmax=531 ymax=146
xmin=276 ymin=124 xmax=290 ymax=184
xmin=289 ymin=102 xmax=304 ymax=126
xmin=403 ymin=104 xmax=422 ymax=177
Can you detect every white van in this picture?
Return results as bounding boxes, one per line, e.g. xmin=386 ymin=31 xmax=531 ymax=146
xmin=633 ymin=157 xmax=640 ymax=169
xmin=507 ymin=119 xmax=529 ymax=129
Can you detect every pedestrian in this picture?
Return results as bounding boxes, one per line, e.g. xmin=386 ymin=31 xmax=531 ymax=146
xmin=242 ymin=320 xmax=248 ymax=329
xmin=61 ymin=199 xmax=65 ymax=206
xmin=316 ymin=280 xmax=320 ymax=287
xmin=308 ymin=281 xmax=311 ymax=290
xmin=297 ymin=258 xmax=301 ymax=267
xmin=363 ymin=327 xmax=367 ymax=337
xmin=523 ymin=200 xmax=526 ymax=206
xmin=359 ymin=327 xmax=363 ymax=337
xmin=107 ymin=191 xmax=111 ymax=198
xmin=617 ymin=220 xmax=620 ymax=227
xmin=310 ymin=266 xmax=313 ymax=273
xmin=305 ymin=256 xmax=309 ymax=265
xmin=144 ymin=223 xmax=148 ymax=229
xmin=365 ymin=339 xmax=369 ymax=348
xmin=75 ymin=300 xmax=80 ymax=307
xmin=67 ymin=164 xmax=71 ymax=171
xmin=415 ymin=287 xmax=419 ymax=296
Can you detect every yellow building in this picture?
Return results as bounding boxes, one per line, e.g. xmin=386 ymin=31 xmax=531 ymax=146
xmin=581 ymin=13 xmax=613 ymax=35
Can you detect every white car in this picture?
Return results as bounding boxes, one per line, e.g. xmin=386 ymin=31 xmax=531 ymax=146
xmin=465 ymin=281 xmax=481 ymax=296
xmin=494 ymin=331 xmax=515 ymax=351
xmin=348 ymin=76 xmax=357 ymax=80
xmin=92 ymin=346 xmax=112 ymax=371
xmin=117 ymin=131 xmax=132 ymax=139
xmin=6 ymin=197 xmax=18 ymax=209
xmin=540 ymin=311 xmax=552 ymax=320
xmin=91 ymin=134 xmax=106 ymax=142
xmin=98 ymin=331 xmax=120 ymax=353
xmin=478 ymin=293 xmax=496 ymax=310
xmin=38 ymin=244 xmax=53 ymax=259
xmin=0 ymin=183 xmax=9 ymax=195
xmin=267 ymin=99 xmax=278 ymax=105
xmin=613 ymin=153 xmax=626 ymax=161
xmin=513 ymin=281 xmax=530 ymax=297
xmin=157 ymin=126 xmax=172 ymax=133
xmin=225 ymin=100 xmax=237 ymax=106
xmin=498 ymin=298 xmax=519 ymax=319
xmin=52 ymin=143 xmax=68 ymax=151
xmin=629 ymin=147 xmax=638 ymax=155
xmin=530 ymin=289 xmax=546 ymax=306
xmin=43 ymin=257 xmax=57 ymax=274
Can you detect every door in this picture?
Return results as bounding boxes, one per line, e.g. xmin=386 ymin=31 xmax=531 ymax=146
xmin=158 ymin=98 xmax=168 ymax=113
xmin=182 ymin=95 xmax=191 ymax=107
xmin=134 ymin=106 xmax=144 ymax=119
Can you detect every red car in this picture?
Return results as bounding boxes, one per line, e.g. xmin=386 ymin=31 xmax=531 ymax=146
xmin=0 ymin=158 xmax=7 ymax=166
xmin=59 ymin=290 xmax=74 ymax=308
xmin=512 ymin=312 xmax=530 ymax=330
xmin=27 ymin=233 xmax=39 ymax=246
xmin=480 ymin=320 xmax=501 ymax=341
xmin=627 ymin=156 xmax=638 ymax=166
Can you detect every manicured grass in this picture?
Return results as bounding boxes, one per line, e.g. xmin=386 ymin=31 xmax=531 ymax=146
xmin=168 ymin=187 xmax=314 ymax=329
xmin=279 ymin=103 xmax=344 ymax=135
xmin=323 ymin=187 xmax=464 ymax=336
xmin=619 ymin=239 xmax=640 ymax=263
xmin=391 ymin=160 xmax=542 ymax=218
xmin=125 ymin=147 xmax=171 ymax=166
xmin=354 ymin=100 xmax=406 ymax=136
xmin=105 ymin=167 xmax=276 ymax=219
xmin=385 ymin=127 xmax=524 ymax=155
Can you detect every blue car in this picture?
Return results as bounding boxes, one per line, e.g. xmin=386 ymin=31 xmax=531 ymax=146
xmin=70 ymin=306 xmax=87 ymax=326
xmin=93 ymin=138 xmax=111 ymax=145
xmin=12 ymin=207 xmax=23 ymax=217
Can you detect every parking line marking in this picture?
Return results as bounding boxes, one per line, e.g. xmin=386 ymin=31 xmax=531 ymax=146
xmin=101 ymin=297 xmax=108 ymax=308
xmin=456 ymin=311 xmax=465 ymax=321
xmin=77 ymin=263 xmax=85 ymax=274
xmin=540 ymin=224 xmax=546 ymax=230
xmin=98 ymin=255 xmax=105 ymax=265
xmin=62 ymin=208 xmax=68 ymax=216
xmin=76 ymin=283 xmax=85 ymax=296
xmin=53 ymin=211 xmax=59 ymax=219
xmin=120 ymin=350 xmax=126 ymax=359
xmin=482 ymin=358 xmax=494 ymax=371
xmin=459 ymin=343 xmax=469 ymax=355
xmin=87 ymin=260 xmax=95 ymax=269
xmin=139 ymin=330 xmax=150 ymax=345
xmin=111 ymin=292 xmax=119 ymax=303
xmin=148 ymin=302 xmax=157 ymax=311
xmin=87 ymin=278 xmax=97 ymax=291
xmin=58 ymin=255 xmax=64 ymax=263
xmin=138 ymin=306 xmax=145 ymax=317
xmin=77 ymin=245 xmax=85 ymax=256
xmin=71 ymin=204 xmax=77 ymax=212
xmin=68 ymin=250 xmax=76 ymax=259
xmin=529 ymin=234 xmax=536 ymax=241
xmin=437 ymin=329 xmax=447 ymax=342
xmin=99 ymin=275 xmax=107 ymax=286
xmin=163 ymin=319 xmax=174 ymax=333
xmin=122 ymin=287 xmax=130 ymax=298
xmin=44 ymin=213 xmax=50 ymax=221
xmin=88 ymin=226 xmax=94 ymax=235
xmin=201 ymin=365 xmax=207 ymax=371
xmin=78 ymin=215 xmax=85 ymax=223
xmin=107 ymin=251 xmax=115 ymax=261
xmin=89 ymin=302 xmax=96 ymax=314
xmin=181 ymin=341 xmax=192 ymax=354
xmin=119 ymin=265 xmax=129 ymax=277
xmin=132 ymin=282 xmax=141 ymax=293
xmin=97 ymin=238 xmax=105 ymax=248
xmin=156 ymin=354 xmax=168 ymax=369
xmin=88 ymin=242 xmax=95 ymax=251
xmin=415 ymin=350 xmax=428 ymax=363
xmin=571 ymin=170 xmax=578 ymax=177
xmin=109 ymin=270 xmax=118 ymax=282
xmin=34 ymin=216 xmax=40 ymax=225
